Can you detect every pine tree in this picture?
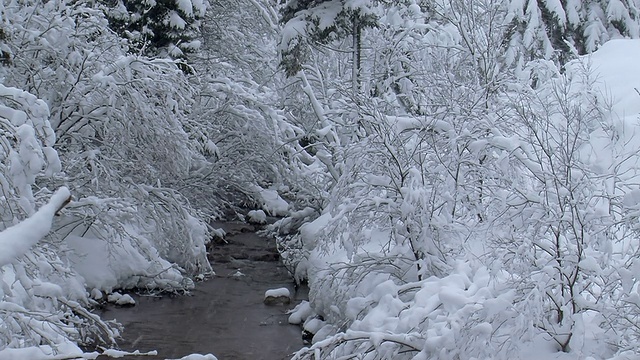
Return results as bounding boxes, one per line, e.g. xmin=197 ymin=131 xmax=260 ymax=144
xmin=505 ymin=0 xmax=640 ymax=65
xmin=104 ymin=0 xmax=207 ymax=58
xmin=279 ymin=0 xmax=378 ymax=92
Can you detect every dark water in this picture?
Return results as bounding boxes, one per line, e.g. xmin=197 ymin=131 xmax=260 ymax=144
xmin=97 ymin=222 xmax=305 ymax=360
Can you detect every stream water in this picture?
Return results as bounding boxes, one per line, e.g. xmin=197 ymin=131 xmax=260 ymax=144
xmin=97 ymin=221 xmax=305 ymax=360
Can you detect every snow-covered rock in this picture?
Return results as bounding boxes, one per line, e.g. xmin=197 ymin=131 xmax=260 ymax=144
xmin=288 ymin=300 xmax=315 ymax=325
xmin=101 ymin=349 xmax=158 ymax=358
xmin=231 ymin=270 xmax=245 ymax=277
xmin=303 ymin=316 xmax=325 ymax=335
xmin=259 ymin=188 xmax=289 ymax=216
xmin=264 ymin=287 xmax=291 ymax=305
xmin=107 ymin=292 xmax=136 ymax=306
xmin=90 ymin=288 xmax=103 ymax=300
xmin=247 ymin=209 xmax=267 ymax=224
xmin=211 ymin=227 xmax=226 ymax=241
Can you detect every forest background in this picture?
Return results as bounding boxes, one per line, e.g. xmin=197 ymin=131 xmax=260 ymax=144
xmin=2 ymin=0 xmax=640 ymax=359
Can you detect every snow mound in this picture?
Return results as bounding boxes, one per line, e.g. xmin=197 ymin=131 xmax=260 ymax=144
xmin=248 ymin=209 xmax=267 ymax=224
xmin=66 ymin=229 xmax=188 ymax=293
xmin=259 ymin=188 xmax=289 ymax=216
xmin=0 ymin=341 xmax=86 ymax=360
xmin=210 ymin=227 xmax=226 ymax=240
xmin=107 ymin=292 xmax=135 ymax=306
xmin=586 ymin=39 xmax=640 ymax=121
xmin=101 ymin=349 xmax=158 ymax=358
xmin=288 ymin=300 xmax=315 ymax=325
xmin=265 ymin=287 xmax=290 ymax=298
xmin=264 ymin=287 xmax=291 ymax=305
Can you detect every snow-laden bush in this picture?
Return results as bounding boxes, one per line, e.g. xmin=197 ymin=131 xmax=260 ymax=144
xmin=269 ymin=0 xmax=516 ymax=283
xmin=187 ymin=75 xmax=285 ymax=207
xmin=295 ymin=262 xmax=629 ymax=360
xmin=0 ymin=0 xmax=219 ymax=354
xmin=0 ymin=1 xmax=214 ymax=354
xmin=0 ymin=84 xmax=119 ymax=353
xmin=291 ymin=41 xmax=640 ymax=359
xmin=177 ymin=0 xmax=316 ymax=215
xmin=2 ymin=0 xmax=212 ymax=280
xmin=273 ymin=0 xmax=640 ymax=356
xmin=487 ymin=42 xmax=640 ymax=355
xmin=482 ymin=64 xmax=620 ymax=352
xmin=294 ymin=265 xmax=514 ymax=360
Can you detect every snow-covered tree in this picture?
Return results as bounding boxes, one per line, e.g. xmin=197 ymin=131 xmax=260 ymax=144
xmin=105 ymin=0 xmax=207 ymax=58
xmin=3 ymin=0 xmax=211 ymax=275
xmin=279 ymin=0 xmax=379 ymax=95
xmin=504 ymin=0 xmax=640 ymax=65
xmin=0 ymin=82 xmax=119 ymax=354
xmin=272 ymin=0 xmax=640 ymax=358
xmin=182 ymin=0 xmax=301 ymax=213
xmin=481 ymin=68 xmax=623 ymax=354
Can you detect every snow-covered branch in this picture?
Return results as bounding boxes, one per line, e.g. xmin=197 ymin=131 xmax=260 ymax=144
xmin=0 ymin=187 xmax=70 ymax=267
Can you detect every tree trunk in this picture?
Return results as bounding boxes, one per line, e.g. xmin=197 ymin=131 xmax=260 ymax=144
xmin=352 ymin=14 xmax=361 ymax=97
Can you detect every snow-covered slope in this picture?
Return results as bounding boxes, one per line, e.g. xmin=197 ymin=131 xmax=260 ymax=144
xmin=589 ymin=39 xmax=640 ymax=121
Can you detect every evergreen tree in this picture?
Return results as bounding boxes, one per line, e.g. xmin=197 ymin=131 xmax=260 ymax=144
xmin=279 ymin=0 xmax=378 ymax=88
xmin=505 ymin=0 xmax=640 ymax=65
xmin=104 ymin=0 xmax=207 ymax=58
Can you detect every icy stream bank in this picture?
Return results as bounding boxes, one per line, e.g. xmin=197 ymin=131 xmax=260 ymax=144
xmin=97 ymin=221 xmax=306 ymax=360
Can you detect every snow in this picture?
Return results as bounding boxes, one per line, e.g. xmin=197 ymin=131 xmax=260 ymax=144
xmin=314 ymin=2 xmax=342 ymax=31
xmin=231 ymin=270 xmax=245 ymax=277
xmin=257 ymin=188 xmax=289 ymax=216
xmin=248 ymin=209 xmax=267 ymax=224
xmin=543 ymin=0 xmax=567 ymax=26
xmin=100 ymin=349 xmax=158 ymax=358
xmin=176 ymin=0 xmax=193 ymax=16
xmin=42 ymin=146 xmax=61 ymax=176
xmin=578 ymin=256 xmax=602 ymax=273
xmin=0 ymin=342 xmax=86 ymax=360
xmin=107 ymin=292 xmax=135 ymax=306
xmin=182 ymin=40 xmax=202 ymax=51
xmin=288 ymin=300 xmax=315 ymax=325
xmin=438 ymin=286 xmax=470 ymax=312
xmin=168 ymin=11 xmax=187 ymax=29
xmin=586 ymin=39 xmax=640 ymax=122
xmin=576 ymin=40 xmax=640 ymax=199
xmin=299 ymin=212 xmax=332 ymax=248
xmin=0 ymin=342 xmax=159 ymax=360
xmin=265 ymin=287 xmax=290 ymax=299
xmin=386 ymin=115 xmax=452 ymax=134
xmin=90 ymin=288 xmax=103 ymax=300
xmin=0 ymin=187 xmax=69 ymax=267
xmin=280 ymin=18 xmax=309 ymax=52
xmin=210 ymin=227 xmax=226 ymax=239
xmin=190 ymin=0 xmax=206 ymax=17
xmin=66 ymin=231 xmax=187 ymax=293
xmin=303 ymin=317 xmax=325 ymax=335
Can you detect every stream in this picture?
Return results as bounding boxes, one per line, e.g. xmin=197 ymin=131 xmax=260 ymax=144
xmin=97 ymin=221 xmax=306 ymax=360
